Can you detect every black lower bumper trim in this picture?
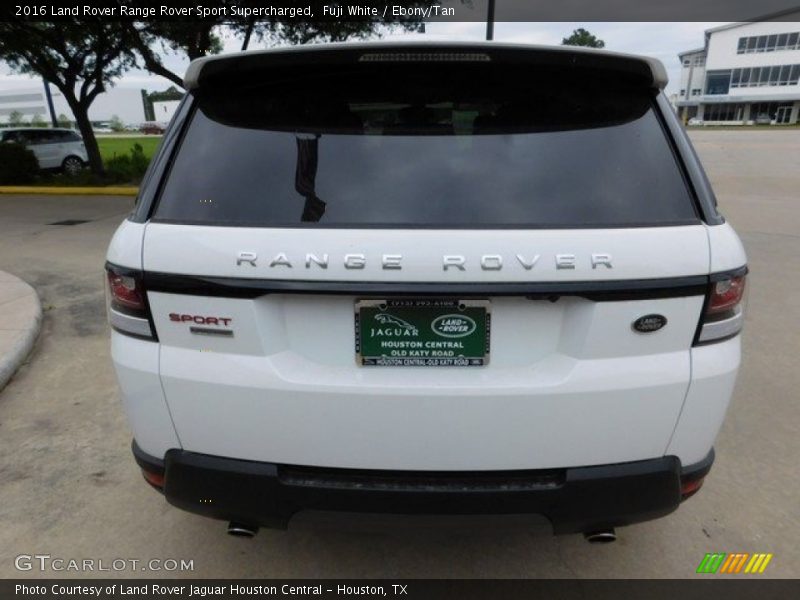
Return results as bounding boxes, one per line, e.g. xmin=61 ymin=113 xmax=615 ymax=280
xmin=132 ymin=440 xmax=164 ymax=476
xmin=680 ymin=448 xmax=715 ymax=482
xmin=127 ymin=443 xmax=706 ymax=534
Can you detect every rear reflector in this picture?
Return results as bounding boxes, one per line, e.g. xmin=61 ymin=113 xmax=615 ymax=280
xmin=696 ymin=271 xmax=747 ymax=345
xmin=680 ymin=476 xmax=705 ymax=500
xmin=141 ymin=469 xmax=165 ymax=489
xmin=105 ymin=264 xmax=156 ymax=341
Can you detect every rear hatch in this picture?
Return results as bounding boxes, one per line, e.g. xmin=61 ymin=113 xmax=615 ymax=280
xmin=142 ymin=45 xmax=709 ymax=470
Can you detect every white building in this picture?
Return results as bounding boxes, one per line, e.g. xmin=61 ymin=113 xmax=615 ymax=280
xmin=152 ymin=99 xmax=181 ymax=124
xmin=677 ymin=14 xmax=800 ymax=125
xmin=0 ymin=85 xmax=147 ymax=126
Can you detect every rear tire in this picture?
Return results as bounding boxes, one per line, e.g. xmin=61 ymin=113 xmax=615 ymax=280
xmin=62 ymin=156 xmax=84 ymax=176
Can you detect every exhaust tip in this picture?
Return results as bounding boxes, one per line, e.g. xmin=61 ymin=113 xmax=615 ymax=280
xmin=584 ymin=529 xmax=617 ymax=543
xmin=227 ymin=522 xmax=258 ymax=538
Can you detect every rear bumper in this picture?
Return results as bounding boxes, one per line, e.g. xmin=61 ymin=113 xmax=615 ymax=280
xmin=133 ymin=442 xmax=714 ymax=534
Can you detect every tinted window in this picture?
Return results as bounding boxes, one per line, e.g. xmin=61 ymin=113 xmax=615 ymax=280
xmin=5 ymin=131 xmax=27 ymax=144
xmin=55 ymin=130 xmax=81 ymax=142
xmin=26 ymin=130 xmax=51 ymax=144
xmin=155 ymin=65 xmax=697 ymax=228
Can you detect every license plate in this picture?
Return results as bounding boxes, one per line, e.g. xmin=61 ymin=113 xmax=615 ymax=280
xmin=355 ymin=299 xmax=491 ymax=367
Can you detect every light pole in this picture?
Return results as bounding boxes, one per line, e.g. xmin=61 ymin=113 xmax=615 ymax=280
xmin=43 ymin=80 xmax=58 ymax=128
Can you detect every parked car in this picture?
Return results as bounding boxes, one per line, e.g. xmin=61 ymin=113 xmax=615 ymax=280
xmin=1 ymin=127 xmax=87 ymax=174
xmin=140 ymin=121 xmax=167 ymax=134
xmin=687 ymin=117 xmax=703 ymax=126
xmin=106 ymin=42 xmax=747 ymax=541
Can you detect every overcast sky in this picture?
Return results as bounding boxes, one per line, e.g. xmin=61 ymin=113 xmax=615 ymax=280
xmin=0 ymin=22 xmax=723 ymax=97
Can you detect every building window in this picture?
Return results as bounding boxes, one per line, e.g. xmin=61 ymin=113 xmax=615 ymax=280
xmin=691 ymin=89 xmax=702 ymax=96
xmin=737 ymin=38 xmax=747 ymax=53
xmin=779 ymin=65 xmax=791 ymax=85
xmin=704 ymin=103 xmax=744 ymax=122
xmin=730 ymin=64 xmax=800 ymax=88
xmin=705 ymin=71 xmax=732 ymax=95
xmin=766 ymin=34 xmax=778 ymax=51
xmin=737 ymin=32 xmax=800 ymax=54
xmin=750 ymin=101 xmax=794 ymax=122
xmin=682 ymin=54 xmax=705 ymax=67
xmin=680 ymin=89 xmax=686 ymax=97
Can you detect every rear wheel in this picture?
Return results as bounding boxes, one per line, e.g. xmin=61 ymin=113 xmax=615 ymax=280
xmin=62 ymin=156 xmax=84 ymax=175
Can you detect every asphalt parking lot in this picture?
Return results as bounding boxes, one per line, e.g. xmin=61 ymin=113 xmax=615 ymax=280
xmin=0 ymin=129 xmax=798 ymax=578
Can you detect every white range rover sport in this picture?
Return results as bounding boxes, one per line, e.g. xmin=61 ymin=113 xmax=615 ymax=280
xmin=106 ymin=42 xmax=747 ymax=541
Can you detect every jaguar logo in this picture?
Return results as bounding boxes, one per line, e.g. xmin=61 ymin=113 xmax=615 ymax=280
xmin=371 ymin=314 xmax=419 ymax=337
xmin=374 ymin=314 xmax=415 ymax=330
xmin=431 ymin=314 xmax=477 ymax=338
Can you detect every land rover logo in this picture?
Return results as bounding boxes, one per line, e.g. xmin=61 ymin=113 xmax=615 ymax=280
xmin=632 ymin=314 xmax=668 ymax=333
xmin=432 ymin=314 xmax=477 ymax=338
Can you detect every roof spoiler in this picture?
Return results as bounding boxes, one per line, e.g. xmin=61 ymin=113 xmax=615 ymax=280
xmin=184 ymin=41 xmax=668 ymax=91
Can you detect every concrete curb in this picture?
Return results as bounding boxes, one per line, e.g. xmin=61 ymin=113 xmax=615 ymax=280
xmin=0 ymin=271 xmax=42 ymax=392
xmin=0 ymin=186 xmax=138 ymax=196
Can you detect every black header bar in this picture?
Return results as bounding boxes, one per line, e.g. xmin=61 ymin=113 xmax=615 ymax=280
xmin=3 ymin=579 xmax=800 ymax=600
xmin=4 ymin=0 xmax=800 ymax=22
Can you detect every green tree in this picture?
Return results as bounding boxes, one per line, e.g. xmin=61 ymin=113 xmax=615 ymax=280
xmin=0 ymin=21 xmax=136 ymax=173
xmin=57 ymin=113 xmax=72 ymax=128
xmin=149 ymin=86 xmax=185 ymax=103
xmin=253 ymin=16 xmax=423 ymax=47
xmin=562 ymin=28 xmax=606 ymax=49
xmin=122 ymin=21 xmax=226 ymax=88
xmin=109 ymin=114 xmax=125 ymax=132
xmin=30 ymin=114 xmax=47 ymax=128
xmin=0 ymin=143 xmax=39 ymax=184
xmin=8 ymin=110 xmax=24 ymax=126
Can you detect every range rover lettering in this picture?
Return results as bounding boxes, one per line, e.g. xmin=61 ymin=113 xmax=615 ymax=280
xmin=106 ymin=42 xmax=747 ymax=541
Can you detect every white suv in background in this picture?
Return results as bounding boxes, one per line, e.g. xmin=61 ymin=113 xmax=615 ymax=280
xmin=1 ymin=127 xmax=87 ymax=174
xmin=106 ymin=42 xmax=747 ymax=541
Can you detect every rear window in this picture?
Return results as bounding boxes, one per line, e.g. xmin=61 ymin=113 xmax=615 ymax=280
xmin=154 ymin=63 xmax=697 ymax=228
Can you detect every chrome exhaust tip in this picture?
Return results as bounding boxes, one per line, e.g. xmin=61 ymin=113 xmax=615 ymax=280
xmin=227 ymin=522 xmax=258 ymax=538
xmin=583 ymin=529 xmax=617 ymax=543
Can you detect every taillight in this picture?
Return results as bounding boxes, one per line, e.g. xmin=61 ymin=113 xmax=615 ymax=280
xmin=105 ymin=264 xmax=156 ymax=340
xmin=107 ymin=272 xmax=145 ymax=310
xmin=695 ymin=270 xmax=747 ymax=345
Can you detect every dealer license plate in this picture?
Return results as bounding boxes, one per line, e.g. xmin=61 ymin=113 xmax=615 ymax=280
xmin=355 ymin=299 xmax=491 ymax=367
